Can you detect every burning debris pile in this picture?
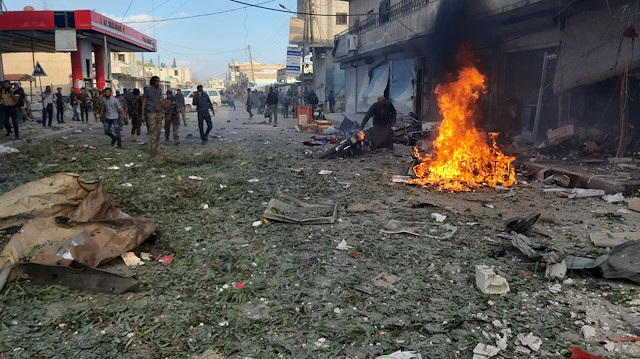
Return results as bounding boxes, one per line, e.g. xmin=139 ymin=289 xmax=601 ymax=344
xmin=411 ymin=57 xmax=516 ymax=191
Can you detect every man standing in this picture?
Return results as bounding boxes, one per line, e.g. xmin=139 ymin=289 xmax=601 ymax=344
xmin=142 ymin=76 xmax=163 ymax=156
xmin=128 ymin=88 xmax=142 ymax=142
xmin=1 ymin=80 xmax=20 ymax=139
xmin=246 ymin=88 xmax=253 ymax=120
xmin=360 ymin=96 xmax=397 ymax=153
xmin=99 ymin=87 xmax=127 ymax=148
xmin=266 ymin=87 xmax=278 ymax=127
xmin=175 ymin=89 xmax=186 ymax=126
xmin=116 ymin=90 xmax=128 ymax=125
xmin=16 ymin=87 xmax=30 ymax=124
xmin=327 ymin=90 xmax=335 ymax=113
xmin=307 ymin=90 xmax=319 ymax=110
xmin=192 ymin=85 xmax=215 ymax=144
xmin=77 ymin=87 xmax=91 ymax=124
xmin=162 ymin=89 xmax=180 ymax=146
xmin=282 ymin=90 xmax=291 ymax=118
xmin=54 ymin=87 xmax=65 ymax=124
xmin=69 ymin=88 xmax=80 ymax=121
xmin=41 ymin=86 xmax=54 ymax=127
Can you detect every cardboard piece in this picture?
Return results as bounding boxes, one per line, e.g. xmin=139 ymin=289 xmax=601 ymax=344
xmin=0 ymin=173 xmax=156 ymax=291
xmin=629 ymin=197 xmax=640 ymax=213
xmin=547 ymin=124 xmax=575 ymax=144
xmin=590 ymin=232 xmax=640 ymax=247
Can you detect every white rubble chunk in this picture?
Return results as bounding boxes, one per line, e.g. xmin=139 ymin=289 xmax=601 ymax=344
xmin=545 ymin=259 xmax=567 ymax=280
xmin=472 ymin=343 xmax=500 ymax=359
xmin=581 ymin=325 xmax=596 ymax=339
xmin=475 ymin=265 xmax=510 ymax=295
xmin=375 ymin=350 xmax=422 ymax=359
xmin=517 ymin=332 xmax=542 ymax=352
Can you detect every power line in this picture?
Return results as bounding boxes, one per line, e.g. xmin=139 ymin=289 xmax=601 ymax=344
xmin=124 ymin=0 xmax=275 ymax=23
xmin=120 ymin=0 xmax=134 ymax=24
xmin=228 ymin=0 xmax=439 ymax=17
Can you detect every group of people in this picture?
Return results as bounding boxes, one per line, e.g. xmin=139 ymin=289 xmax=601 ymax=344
xmin=0 ymin=80 xmax=30 ymax=139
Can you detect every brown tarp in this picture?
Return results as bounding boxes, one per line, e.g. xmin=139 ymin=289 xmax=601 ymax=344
xmin=0 ymin=173 xmax=156 ymax=291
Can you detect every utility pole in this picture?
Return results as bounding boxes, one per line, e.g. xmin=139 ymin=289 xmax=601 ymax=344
xmin=247 ymin=45 xmax=256 ymax=87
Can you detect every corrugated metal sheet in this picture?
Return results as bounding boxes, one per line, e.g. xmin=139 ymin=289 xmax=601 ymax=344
xmin=356 ymin=64 xmax=371 ymax=113
xmin=363 ymin=62 xmax=390 ymax=108
xmin=345 ymin=67 xmax=357 ymax=113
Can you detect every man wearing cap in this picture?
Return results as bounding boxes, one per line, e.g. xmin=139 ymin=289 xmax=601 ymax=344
xmin=99 ymin=87 xmax=127 ymax=148
xmin=161 ymin=89 xmax=180 ymax=146
xmin=192 ymin=85 xmax=214 ymax=144
xmin=141 ymin=76 xmax=163 ymax=156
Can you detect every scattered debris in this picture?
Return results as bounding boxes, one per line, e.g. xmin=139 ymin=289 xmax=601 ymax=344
xmin=569 ymin=188 xmax=606 ymax=199
xmin=431 ymin=213 xmax=446 ymax=222
xmin=158 ymin=255 xmax=174 ymax=264
xmin=121 ymin=252 xmax=144 ymax=267
xmin=549 ymin=283 xmax=562 ymax=293
xmin=472 ymin=343 xmax=501 ymax=359
xmin=581 ymin=325 xmax=596 ymax=339
xmin=247 ymin=178 xmax=259 ymax=183
xmin=381 ymin=220 xmax=458 ymax=239
xmin=504 ymin=212 xmax=540 ymax=234
xmin=376 ymin=351 xmax=422 ymax=359
xmin=547 ymin=124 xmax=575 ymax=144
xmin=607 ymin=336 xmax=640 ymax=343
xmin=231 ymin=281 xmax=245 ymax=289
xmin=348 ymin=200 xmax=386 ymax=212
xmin=336 ymin=239 xmax=352 ymax=250
xmin=553 ymin=174 xmax=571 ymax=187
xmin=372 ymin=272 xmax=401 ymax=288
xmin=545 ymin=259 xmax=567 ymax=280
xmin=475 ymin=265 xmax=510 ymax=295
xmin=262 ymin=191 xmax=337 ymax=224
xmin=318 ymin=170 xmax=333 ymax=175
xmin=484 ymin=204 xmax=495 ymax=209
xmin=570 ymin=346 xmax=604 ymax=359
xmin=140 ymin=252 xmax=151 ymax=261
xmin=590 ymin=232 xmax=640 ymax=248
xmin=392 ymin=175 xmax=412 ymax=183
xmin=107 ymin=165 xmax=120 ymax=170
xmin=188 ymin=175 xmax=204 ymax=180
xmin=252 ymin=220 xmax=262 ymax=227
xmin=517 ymin=332 xmax=542 ymax=352
xmin=120 ymin=182 xmax=133 ymax=187
xmin=18 ymin=263 xmax=139 ymax=294
xmin=602 ymin=193 xmax=625 ymax=203
xmin=0 ymin=145 xmax=19 ymax=154
xmin=629 ymin=197 xmax=640 ymax=212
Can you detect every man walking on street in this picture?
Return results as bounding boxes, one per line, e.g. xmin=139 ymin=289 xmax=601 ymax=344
xmin=246 ymin=88 xmax=253 ymax=120
xmin=162 ymin=89 xmax=180 ymax=146
xmin=193 ymin=85 xmax=215 ymax=144
xmin=175 ymin=89 xmax=186 ymax=126
xmin=266 ymin=87 xmax=278 ymax=126
xmin=1 ymin=80 xmax=20 ymax=139
xmin=99 ymin=87 xmax=127 ymax=148
xmin=360 ymin=96 xmax=397 ymax=153
xmin=142 ymin=76 xmax=163 ymax=156
xmin=41 ymin=86 xmax=53 ymax=127
xmin=227 ymin=92 xmax=236 ymax=111
xmin=116 ymin=90 xmax=128 ymax=125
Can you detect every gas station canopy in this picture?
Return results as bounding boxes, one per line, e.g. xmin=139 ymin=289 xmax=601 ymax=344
xmin=0 ymin=10 xmax=157 ymax=53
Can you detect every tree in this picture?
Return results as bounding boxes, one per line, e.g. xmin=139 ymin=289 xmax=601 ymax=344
xmin=172 ymin=58 xmax=177 ymax=68
xmin=191 ymin=75 xmax=202 ymax=86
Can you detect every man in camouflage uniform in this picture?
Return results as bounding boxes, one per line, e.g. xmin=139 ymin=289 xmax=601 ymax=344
xmin=141 ymin=76 xmax=163 ymax=157
xmin=128 ymin=88 xmax=142 ymax=142
xmin=92 ymin=88 xmax=102 ymax=122
xmin=161 ymin=89 xmax=179 ymax=146
xmin=116 ymin=90 xmax=128 ymax=125
xmin=77 ymin=87 xmax=91 ymax=123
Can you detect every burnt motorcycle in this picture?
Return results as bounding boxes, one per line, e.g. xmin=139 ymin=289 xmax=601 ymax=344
xmin=318 ymin=127 xmax=370 ymax=159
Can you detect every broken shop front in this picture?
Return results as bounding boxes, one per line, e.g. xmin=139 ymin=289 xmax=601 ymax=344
xmin=480 ymin=4 xmax=640 ymax=156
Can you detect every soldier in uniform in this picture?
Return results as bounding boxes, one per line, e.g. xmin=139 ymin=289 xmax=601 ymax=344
xmin=92 ymin=88 xmax=103 ymax=123
xmin=77 ymin=87 xmax=91 ymax=123
xmin=116 ymin=90 xmax=128 ymax=126
xmin=161 ymin=89 xmax=179 ymax=145
xmin=128 ymin=88 xmax=142 ymax=142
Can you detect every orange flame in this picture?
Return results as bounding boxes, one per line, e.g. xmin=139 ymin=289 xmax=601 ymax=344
xmin=410 ymin=63 xmax=516 ymax=192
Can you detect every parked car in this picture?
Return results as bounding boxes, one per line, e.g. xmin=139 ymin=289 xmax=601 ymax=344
xmin=181 ymin=88 xmax=222 ymax=112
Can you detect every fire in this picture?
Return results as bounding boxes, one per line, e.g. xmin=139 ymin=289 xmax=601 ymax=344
xmin=410 ymin=62 xmax=516 ymax=192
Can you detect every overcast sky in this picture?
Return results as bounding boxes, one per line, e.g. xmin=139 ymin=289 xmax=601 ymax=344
xmin=4 ymin=0 xmax=299 ymax=80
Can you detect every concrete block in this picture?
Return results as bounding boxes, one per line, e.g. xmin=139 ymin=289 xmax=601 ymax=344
xmin=547 ymin=124 xmax=575 ymax=144
xmin=476 ymin=265 xmax=510 ymax=295
xmin=545 ymin=259 xmax=567 ymax=280
xmin=582 ymin=325 xmax=596 ymax=339
xmin=472 ymin=343 xmax=500 ymax=359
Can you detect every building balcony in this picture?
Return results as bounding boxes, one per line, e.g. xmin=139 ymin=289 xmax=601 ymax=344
xmin=333 ymin=0 xmax=441 ymax=61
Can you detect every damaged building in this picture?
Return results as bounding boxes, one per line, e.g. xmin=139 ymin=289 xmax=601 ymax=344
xmin=333 ymin=0 xmax=640 ymax=155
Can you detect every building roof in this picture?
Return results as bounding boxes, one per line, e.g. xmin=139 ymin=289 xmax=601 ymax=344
xmin=3 ymin=74 xmax=33 ymax=81
xmin=0 ymin=10 xmax=156 ymax=53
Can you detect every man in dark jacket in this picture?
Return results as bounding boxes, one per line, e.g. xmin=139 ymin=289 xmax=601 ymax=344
xmin=266 ymin=87 xmax=278 ymax=127
xmin=192 ymin=85 xmax=215 ymax=144
xmin=175 ymin=89 xmax=186 ymax=126
xmin=361 ymin=96 xmax=397 ymax=153
xmin=55 ymin=87 xmax=65 ymax=124
xmin=69 ymin=88 xmax=79 ymax=121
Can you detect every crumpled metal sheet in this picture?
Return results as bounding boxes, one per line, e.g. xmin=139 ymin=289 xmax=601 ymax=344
xmin=592 ymin=241 xmax=640 ymax=284
xmin=0 ymin=173 xmax=156 ymax=291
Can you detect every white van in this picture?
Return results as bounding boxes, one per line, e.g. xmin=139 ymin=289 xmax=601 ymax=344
xmin=180 ymin=88 xmax=222 ymax=112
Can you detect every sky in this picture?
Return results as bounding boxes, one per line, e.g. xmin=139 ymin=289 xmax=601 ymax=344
xmin=4 ymin=0 xmax=300 ymax=81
